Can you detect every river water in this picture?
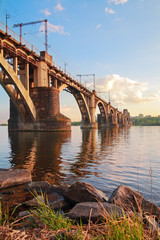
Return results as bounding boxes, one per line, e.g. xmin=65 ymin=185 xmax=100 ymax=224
xmin=0 ymin=126 xmax=160 ymax=206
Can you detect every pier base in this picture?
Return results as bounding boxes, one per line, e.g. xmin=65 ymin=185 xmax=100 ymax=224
xmin=8 ymin=87 xmax=71 ymax=131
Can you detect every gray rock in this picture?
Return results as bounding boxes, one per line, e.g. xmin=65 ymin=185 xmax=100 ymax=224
xmin=108 ymin=185 xmax=160 ymax=218
xmin=50 ymin=199 xmax=71 ymax=211
xmin=18 ymin=210 xmax=30 ymax=218
xmin=0 ymin=169 xmax=32 ymax=189
xmin=25 ymin=181 xmax=69 ymax=195
xmin=23 ymin=195 xmax=44 ymax=207
xmin=64 ymin=182 xmax=108 ymax=204
xmin=50 ymin=184 xmax=70 ymax=195
xmin=25 ymin=181 xmax=52 ymax=193
xmin=68 ymin=202 xmax=124 ymax=221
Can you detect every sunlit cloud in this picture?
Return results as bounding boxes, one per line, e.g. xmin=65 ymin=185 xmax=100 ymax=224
xmin=54 ymin=3 xmax=64 ymax=12
xmin=95 ymin=74 xmax=160 ymax=105
xmin=105 ymin=7 xmax=115 ymax=14
xmin=61 ymin=105 xmax=81 ymax=121
xmin=40 ymin=22 xmax=69 ymax=35
xmin=96 ymin=24 xmax=102 ymax=29
xmin=111 ymin=0 xmax=128 ymax=5
xmin=40 ymin=9 xmax=52 ymax=16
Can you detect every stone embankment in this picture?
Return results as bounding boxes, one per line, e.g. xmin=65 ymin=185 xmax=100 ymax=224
xmin=0 ymin=168 xmax=160 ymax=233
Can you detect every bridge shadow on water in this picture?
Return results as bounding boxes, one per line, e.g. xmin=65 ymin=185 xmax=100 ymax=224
xmin=8 ymin=127 xmax=130 ymax=185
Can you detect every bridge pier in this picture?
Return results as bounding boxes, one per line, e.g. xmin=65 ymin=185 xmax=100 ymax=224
xmin=8 ymin=87 xmax=71 ymax=131
xmin=81 ymin=90 xmax=98 ymax=129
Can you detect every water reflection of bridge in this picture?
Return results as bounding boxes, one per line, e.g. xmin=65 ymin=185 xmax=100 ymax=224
xmin=9 ymin=127 xmax=129 ymax=184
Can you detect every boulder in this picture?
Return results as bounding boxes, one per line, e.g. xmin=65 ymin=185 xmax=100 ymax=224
xmin=47 ymin=193 xmax=71 ymax=211
xmin=108 ymin=185 xmax=160 ymax=218
xmin=18 ymin=211 xmax=30 ymax=218
xmin=23 ymin=195 xmax=44 ymax=207
xmin=25 ymin=181 xmax=52 ymax=193
xmin=68 ymin=202 xmax=124 ymax=222
xmin=25 ymin=182 xmax=69 ymax=195
xmin=50 ymin=199 xmax=71 ymax=211
xmin=64 ymin=182 xmax=108 ymax=204
xmin=0 ymin=169 xmax=31 ymax=189
xmin=50 ymin=184 xmax=70 ymax=195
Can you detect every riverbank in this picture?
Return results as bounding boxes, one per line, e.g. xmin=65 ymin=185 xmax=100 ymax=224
xmin=132 ymin=117 xmax=160 ymax=126
xmin=0 ymin=169 xmax=160 ymax=239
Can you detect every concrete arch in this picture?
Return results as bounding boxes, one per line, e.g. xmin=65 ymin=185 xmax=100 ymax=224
xmin=0 ymin=54 xmax=36 ymax=122
xmin=59 ymin=83 xmax=68 ymax=93
xmin=71 ymin=89 xmax=91 ymax=124
xmin=96 ymin=100 xmax=107 ymax=123
xmin=59 ymin=83 xmax=91 ymax=124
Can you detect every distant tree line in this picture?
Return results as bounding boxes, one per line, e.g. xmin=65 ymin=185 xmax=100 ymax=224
xmin=71 ymin=121 xmax=81 ymax=126
xmin=132 ymin=117 xmax=160 ymax=126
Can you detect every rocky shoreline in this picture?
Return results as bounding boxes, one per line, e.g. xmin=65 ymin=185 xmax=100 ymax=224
xmin=0 ymin=168 xmax=160 ymax=234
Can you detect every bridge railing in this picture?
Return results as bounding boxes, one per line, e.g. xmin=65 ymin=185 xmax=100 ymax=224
xmin=0 ymin=22 xmax=40 ymax=56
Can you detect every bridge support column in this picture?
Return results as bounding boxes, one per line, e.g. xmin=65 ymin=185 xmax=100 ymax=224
xmin=0 ymin=48 xmax=3 ymax=55
xmin=19 ymin=62 xmax=29 ymax=92
xmin=81 ymin=90 xmax=97 ymax=129
xmin=13 ymin=56 xmax=18 ymax=75
xmin=30 ymin=87 xmax=71 ymax=131
xmin=52 ymin=79 xmax=57 ymax=88
xmin=8 ymin=87 xmax=71 ymax=131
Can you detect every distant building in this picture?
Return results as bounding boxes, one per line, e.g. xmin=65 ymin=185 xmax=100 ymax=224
xmin=139 ymin=114 xmax=144 ymax=118
xmin=158 ymin=115 xmax=160 ymax=118
xmin=145 ymin=115 xmax=151 ymax=118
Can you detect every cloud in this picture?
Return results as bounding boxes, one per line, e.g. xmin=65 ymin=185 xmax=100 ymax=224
xmin=54 ymin=3 xmax=64 ymax=12
xmin=96 ymin=24 xmax=102 ymax=29
xmin=105 ymin=7 xmax=115 ymax=14
xmin=61 ymin=105 xmax=81 ymax=121
xmin=40 ymin=22 xmax=69 ymax=35
xmin=40 ymin=9 xmax=52 ymax=16
xmin=111 ymin=0 xmax=128 ymax=4
xmin=96 ymin=74 xmax=160 ymax=105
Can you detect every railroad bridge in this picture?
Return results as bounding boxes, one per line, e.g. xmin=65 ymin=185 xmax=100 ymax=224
xmin=0 ymin=22 xmax=132 ymax=131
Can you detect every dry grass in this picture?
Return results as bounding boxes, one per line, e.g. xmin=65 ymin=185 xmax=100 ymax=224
xmin=0 ymin=190 xmax=160 ymax=239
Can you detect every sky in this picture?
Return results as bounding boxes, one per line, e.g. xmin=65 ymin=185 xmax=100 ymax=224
xmin=0 ymin=0 xmax=160 ymax=122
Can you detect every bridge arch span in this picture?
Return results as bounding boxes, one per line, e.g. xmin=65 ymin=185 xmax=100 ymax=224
xmin=71 ymin=89 xmax=91 ymax=125
xmin=96 ymin=100 xmax=107 ymax=124
xmin=0 ymin=54 xmax=36 ymax=123
xmin=59 ymin=83 xmax=91 ymax=125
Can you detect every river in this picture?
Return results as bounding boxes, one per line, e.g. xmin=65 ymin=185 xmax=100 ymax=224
xmin=0 ymin=126 xmax=160 ymax=206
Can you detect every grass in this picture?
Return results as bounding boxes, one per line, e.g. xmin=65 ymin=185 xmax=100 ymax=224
xmin=0 ymin=198 xmax=20 ymax=226
xmin=0 ymin=191 xmax=160 ymax=239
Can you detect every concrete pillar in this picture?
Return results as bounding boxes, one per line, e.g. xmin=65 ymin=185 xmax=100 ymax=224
xmin=13 ymin=56 xmax=18 ymax=75
xmin=36 ymin=61 xmax=48 ymax=87
xmin=33 ymin=67 xmax=38 ymax=87
xmin=114 ymin=109 xmax=118 ymax=124
xmin=90 ymin=93 xmax=96 ymax=124
xmin=0 ymin=48 xmax=3 ymax=56
xmin=19 ymin=62 xmax=29 ymax=92
xmin=48 ymin=75 xmax=51 ymax=87
xmin=88 ymin=92 xmax=97 ymax=128
xmin=52 ymin=79 xmax=57 ymax=88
